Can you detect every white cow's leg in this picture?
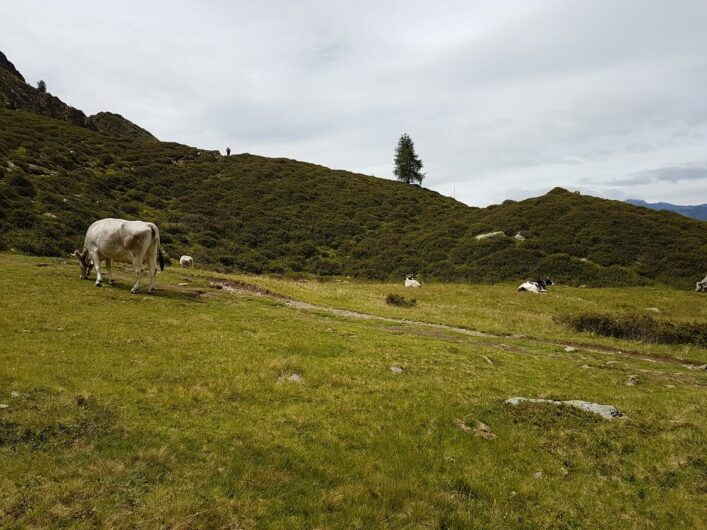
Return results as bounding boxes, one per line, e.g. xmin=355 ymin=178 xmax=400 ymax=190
xmin=91 ymin=252 xmax=102 ymax=287
xmin=106 ymin=258 xmax=115 ymax=285
xmin=130 ymin=255 xmax=143 ymax=294
xmin=147 ymin=253 xmax=157 ymax=293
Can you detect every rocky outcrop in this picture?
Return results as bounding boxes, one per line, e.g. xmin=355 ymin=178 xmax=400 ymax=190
xmin=89 ymin=111 xmax=156 ymax=140
xmin=0 ymin=51 xmax=24 ymax=81
xmin=0 ymin=50 xmax=155 ymax=140
xmin=0 ymin=61 xmax=96 ymax=129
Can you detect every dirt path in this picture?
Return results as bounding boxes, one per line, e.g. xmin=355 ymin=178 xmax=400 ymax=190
xmin=210 ymin=278 xmax=707 ymax=376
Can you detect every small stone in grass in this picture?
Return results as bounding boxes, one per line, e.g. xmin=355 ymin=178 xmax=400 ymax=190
xmin=278 ymin=373 xmax=303 ymax=384
xmin=455 ymin=419 xmax=496 ymax=439
xmin=625 ymin=375 xmax=639 ymax=386
xmin=0 ymin=404 xmax=9 ymax=409
xmin=646 ymin=307 xmax=661 ymax=313
xmin=473 ymin=421 xmax=496 ymax=439
xmin=533 ymin=471 xmax=543 ymax=479
xmin=564 ymin=346 xmax=577 ymax=352
xmin=580 ymin=365 xmax=591 ymax=369
xmin=482 ymin=355 xmax=494 ymax=365
xmin=10 ymin=391 xmax=20 ymax=398
xmin=390 ymin=366 xmax=404 ymax=373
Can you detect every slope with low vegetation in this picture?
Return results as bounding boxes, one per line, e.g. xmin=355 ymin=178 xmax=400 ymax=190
xmin=1 ymin=51 xmax=705 ymax=287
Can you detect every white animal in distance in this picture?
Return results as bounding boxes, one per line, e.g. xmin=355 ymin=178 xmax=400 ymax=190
xmin=179 ymin=255 xmax=194 ymax=268
xmin=405 ymin=274 xmax=421 ymax=288
xmin=517 ymin=281 xmax=542 ymax=293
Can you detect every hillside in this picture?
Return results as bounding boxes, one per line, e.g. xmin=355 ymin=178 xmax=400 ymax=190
xmin=1 ymin=53 xmax=706 ymax=288
xmin=626 ymin=199 xmax=707 ymax=222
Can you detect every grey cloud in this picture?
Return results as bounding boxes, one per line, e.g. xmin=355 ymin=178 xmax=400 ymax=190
xmin=591 ymin=163 xmax=707 ymax=187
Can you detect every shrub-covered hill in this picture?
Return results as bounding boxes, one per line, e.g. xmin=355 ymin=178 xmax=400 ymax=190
xmin=1 ymin=108 xmax=705 ymax=288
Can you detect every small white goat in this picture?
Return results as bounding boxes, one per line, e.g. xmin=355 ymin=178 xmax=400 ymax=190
xmin=179 ymin=255 xmax=194 ymax=268
xmin=405 ymin=274 xmax=421 ymax=288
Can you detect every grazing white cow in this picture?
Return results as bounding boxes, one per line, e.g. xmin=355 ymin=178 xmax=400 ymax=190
xmin=405 ymin=274 xmax=421 ymax=288
xmin=179 ymin=255 xmax=194 ymax=268
xmin=696 ymin=274 xmax=707 ymax=292
xmin=73 ymin=218 xmax=164 ymax=293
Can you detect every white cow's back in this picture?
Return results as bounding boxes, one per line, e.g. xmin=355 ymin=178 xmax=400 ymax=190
xmin=85 ymin=218 xmax=157 ymax=263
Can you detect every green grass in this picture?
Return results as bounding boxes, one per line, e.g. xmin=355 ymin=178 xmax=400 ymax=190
xmin=193 ymin=270 xmax=707 ymax=363
xmin=1 ymin=253 xmax=706 ymax=528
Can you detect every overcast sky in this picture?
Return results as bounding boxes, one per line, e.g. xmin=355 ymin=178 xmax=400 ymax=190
xmin=2 ymin=0 xmax=707 ymax=206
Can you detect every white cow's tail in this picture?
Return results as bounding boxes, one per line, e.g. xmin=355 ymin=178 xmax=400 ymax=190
xmin=150 ymin=225 xmax=165 ymax=271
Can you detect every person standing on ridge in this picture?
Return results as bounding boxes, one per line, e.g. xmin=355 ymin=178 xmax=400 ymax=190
xmin=226 ymin=147 xmax=231 ymax=156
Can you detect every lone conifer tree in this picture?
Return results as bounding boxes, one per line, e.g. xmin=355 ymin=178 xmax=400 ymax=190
xmin=393 ymin=133 xmax=425 ymax=185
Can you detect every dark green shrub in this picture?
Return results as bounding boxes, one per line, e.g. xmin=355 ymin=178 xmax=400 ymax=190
xmin=556 ymin=313 xmax=707 ymax=346
xmin=385 ymin=293 xmax=417 ymax=307
xmin=7 ymin=174 xmax=35 ymax=197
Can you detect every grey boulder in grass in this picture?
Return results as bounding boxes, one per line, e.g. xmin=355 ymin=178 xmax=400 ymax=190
xmin=505 ymin=397 xmax=626 ymax=420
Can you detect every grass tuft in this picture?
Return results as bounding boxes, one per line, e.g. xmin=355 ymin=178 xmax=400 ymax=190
xmin=385 ymin=293 xmax=417 ymax=307
xmin=557 ymin=312 xmax=707 ymax=346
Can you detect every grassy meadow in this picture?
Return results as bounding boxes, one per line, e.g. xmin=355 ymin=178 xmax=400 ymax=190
xmin=196 ymin=270 xmax=707 ymax=362
xmin=1 ymin=253 xmax=706 ymax=529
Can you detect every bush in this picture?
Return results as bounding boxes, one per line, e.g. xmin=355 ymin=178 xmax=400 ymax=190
xmin=385 ymin=293 xmax=417 ymax=307
xmin=556 ymin=312 xmax=707 ymax=346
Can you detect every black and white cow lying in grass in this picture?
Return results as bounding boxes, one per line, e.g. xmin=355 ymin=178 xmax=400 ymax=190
xmin=405 ymin=274 xmax=421 ymax=288
xmin=696 ymin=274 xmax=707 ymax=293
xmin=517 ymin=278 xmax=554 ymax=293
xmin=73 ymin=218 xmax=164 ymax=293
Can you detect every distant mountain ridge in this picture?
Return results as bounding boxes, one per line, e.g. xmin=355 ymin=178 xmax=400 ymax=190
xmin=0 ymin=51 xmax=155 ymax=140
xmin=626 ymin=199 xmax=707 ymax=221
xmin=1 ymin=51 xmax=706 ymax=288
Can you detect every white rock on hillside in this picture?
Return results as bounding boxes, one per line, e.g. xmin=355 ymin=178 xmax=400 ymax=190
xmin=505 ymin=397 xmax=626 ymax=420
xmin=474 ymin=231 xmax=505 ymax=240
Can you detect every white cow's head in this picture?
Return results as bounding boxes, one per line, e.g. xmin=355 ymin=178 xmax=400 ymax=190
xmin=72 ymin=250 xmax=94 ymax=279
